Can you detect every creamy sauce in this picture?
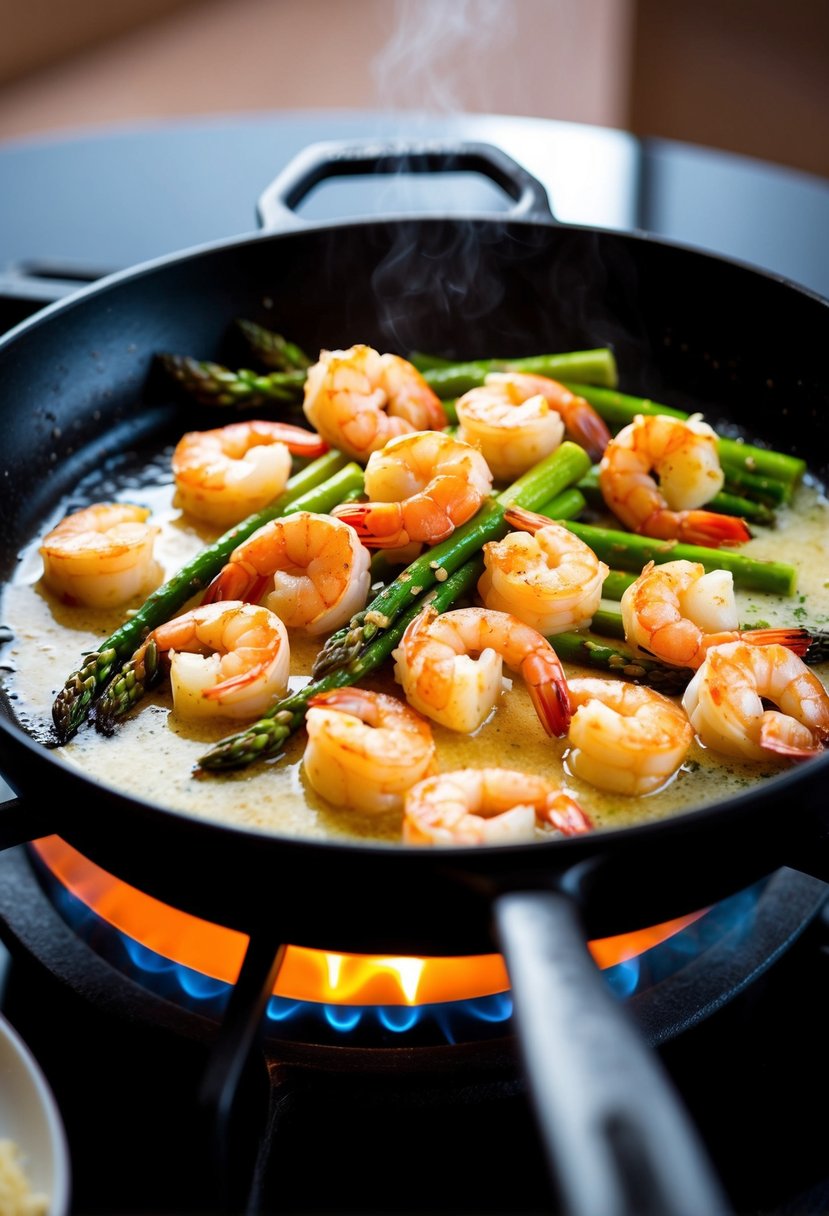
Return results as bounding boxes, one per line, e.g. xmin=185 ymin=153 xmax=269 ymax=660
xmin=2 ymin=473 xmax=828 ymax=846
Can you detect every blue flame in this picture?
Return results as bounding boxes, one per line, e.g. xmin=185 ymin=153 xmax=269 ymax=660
xmin=31 ymin=851 xmax=766 ymax=1046
xmin=604 ymin=957 xmax=641 ymax=999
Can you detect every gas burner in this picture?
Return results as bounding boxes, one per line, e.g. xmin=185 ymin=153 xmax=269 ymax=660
xmin=0 ymin=844 xmax=827 ymax=1215
xmin=27 ymin=835 xmax=754 ymax=1051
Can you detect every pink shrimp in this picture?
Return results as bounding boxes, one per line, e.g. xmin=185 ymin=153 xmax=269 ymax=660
xmin=455 ymin=371 xmax=611 ymax=478
xmin=303 ymin=688 xmax=437 ymax=814
xmin=682 ymin=641 xmax=829 ymax=762
xmin=393 ymin=605 xmax=571 ymax=737
xmin=172 ymin=419 xmax=327 ymax=528
xmin=302 ymin=344 xmax=447 ymax=463
xmin=598 ymin=413 xmax=751 ymax=546
xmin=403 ymin=766 xmax=593 ymax=846
xmin=621 ymin=559 xmax=811 ymax=669
xmin=201 ymin=510 xmax=371 ymax=635
xmin=331 ymin=430 xmax=493 ymax=548
xmin=134 ymin=601 xmax=290 ymax=721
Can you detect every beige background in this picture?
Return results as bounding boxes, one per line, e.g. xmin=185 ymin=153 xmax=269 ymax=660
xmin=0 ymin=0 xmax=826 ymax=178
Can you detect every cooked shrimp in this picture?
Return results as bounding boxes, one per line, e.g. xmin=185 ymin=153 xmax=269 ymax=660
xmin=393 ymin=605 xmax=571 ymax=737
xmin=39 ymin=502 xmax=161 ymax=608
xmin=331 ymin=430 xmax=493 ymax=548
xmin=172 ymin=419 xmax=327 ymax=528
xmin=201 ymin=510 xmax=371 ymax=635
xmin=682 ymin=641 xmax=829 ymax=761
xmin=598 ymin=414 xmax=751 ymax=546
xmin=566 ymin=677 xmax=694 ymax=795
xmin=621 ymin=559 xmax=811 ymax=669
xmin=303 ymin=688 xmax=437 ymax=814
xmin=455 ymin=371 xmax=611 ymax=478
xmin=135 ymin=601 xmax=289 ymax=721
xmin=403 ymin=767 xmax=593 ymax=845
xmin=302 ymin=344 xmax=447 ymax=463
xmin=479 ymin=505 xmax=609 ymax=635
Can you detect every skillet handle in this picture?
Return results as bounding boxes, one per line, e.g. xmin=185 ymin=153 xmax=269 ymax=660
xmin=0 ymin=792 xmax=56 ymax=852
xmin=257 ymin=140 xmax=555 ymax=230
xmin=493 ymin=889 xmax=732 ymax=1216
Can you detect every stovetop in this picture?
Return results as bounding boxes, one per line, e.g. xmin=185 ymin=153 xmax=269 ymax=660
xmin=2 ymin=112 xmax=829 ymax=1215
xmin=0 ymin=844 xmax=828 ymax=1216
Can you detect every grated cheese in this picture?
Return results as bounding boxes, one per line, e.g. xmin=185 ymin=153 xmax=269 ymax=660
xmin=0 ymin=1139 xmax=48 ymax=1216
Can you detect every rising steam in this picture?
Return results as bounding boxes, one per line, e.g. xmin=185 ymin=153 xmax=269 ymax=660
xmin=370 ymin=0 xmax=511 ymax=115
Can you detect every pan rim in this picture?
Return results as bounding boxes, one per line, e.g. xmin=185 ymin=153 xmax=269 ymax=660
xmin=1 ymin=704 xmax=826 ymax=863
xmin=2 ymin=209 xmax=828 ymax=364
xmin=1 ymin=208 xmax=828 ymax=866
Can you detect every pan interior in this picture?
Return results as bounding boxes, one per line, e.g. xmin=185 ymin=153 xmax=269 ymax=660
xmin=1 ymin=218 xmax=829 ymax=852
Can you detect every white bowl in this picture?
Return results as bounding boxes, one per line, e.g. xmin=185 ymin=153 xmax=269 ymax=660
xmin=0 ymin=1012 xmax=71 ymax=1216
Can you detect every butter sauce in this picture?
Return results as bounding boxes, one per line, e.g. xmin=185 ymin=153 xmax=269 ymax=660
xmin=2 ymin=475 xmax=828 ymax=846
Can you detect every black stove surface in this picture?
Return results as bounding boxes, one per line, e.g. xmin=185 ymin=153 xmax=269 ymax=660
xmin=0 ymin=843 xmax=828 ymax=1216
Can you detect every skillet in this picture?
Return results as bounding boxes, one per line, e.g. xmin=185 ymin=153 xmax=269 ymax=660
xmin=1 ymin=140 xmax=828 ymax=1214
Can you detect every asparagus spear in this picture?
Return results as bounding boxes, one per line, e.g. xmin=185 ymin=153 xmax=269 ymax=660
xmin=561 ymin=383 xmax=806 ymax=495
xmin=560 ymin=521 xmax=798 ymax=595
xmin=420 ymin=349 xmax=618 ymax=398
xmin=198 ymin=556 xmax=485 ymax=770
xmin=235 ymin=320 xmax=311 ymax=371
xmin=549 ymin=630 xmax=693 ymax=695
xmin=311 ymin=442 xmax=591 ymax=678
xmin=157 ymin=354 xmax=306 ymax=408
xmin=92 ymin=461 xmax=365 ymax=734
xmin=157 ymin=348 xmax=619 ymax=412
xmin=51 ymin=451 xmax=352 ymax=742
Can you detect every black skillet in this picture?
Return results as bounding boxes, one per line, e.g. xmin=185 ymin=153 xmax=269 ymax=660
xmin=1 ymin=141 xmax=828 ymax=1215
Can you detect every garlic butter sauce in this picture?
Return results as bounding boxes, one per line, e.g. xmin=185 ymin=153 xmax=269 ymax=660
xmin=2 ymin=475 xmax=828 ymax=846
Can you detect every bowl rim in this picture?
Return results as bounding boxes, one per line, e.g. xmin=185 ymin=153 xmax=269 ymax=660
xmin=0 ymin=1010 xmax=71 ymax=1216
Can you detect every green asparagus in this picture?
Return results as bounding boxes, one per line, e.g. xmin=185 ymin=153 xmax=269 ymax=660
xmin=198 ymin=556 xmax=485 ymax=770
xmin=311 ymin=442 xmax=591 ymax=678
xmin=235 ymin=320 xmax=311 ymax=371
xmin=51 ymin=451 xmax=352 ymax=742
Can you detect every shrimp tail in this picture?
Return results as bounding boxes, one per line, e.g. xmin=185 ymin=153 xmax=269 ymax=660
xmin=742 ymin=626 xmax=812 ymax=658
xmin=502 ymin=504 xmax=552 ymax=534
xmin=521 ymin=652 xmax=572 ymax=737
xmin=331 ymin=501 xmax=410 ymax=548
xmin=270 ymin=422 xmax=329 ymax=457
xmin=544 ymin=794 xmax=594 ymax=837
xmin=674 ymin=511 xmax=752 ymax=548
xmin=202 ymin=563 xmax=271 ymax=605
xmin=333 ymin=477 xmax=478 ymax=549
xmin=562 ymin=400 xmax=612 ymax=462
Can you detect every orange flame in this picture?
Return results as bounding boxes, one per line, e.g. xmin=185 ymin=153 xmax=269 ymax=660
xmin=32 ymin=836 xmax=703 ymax=1006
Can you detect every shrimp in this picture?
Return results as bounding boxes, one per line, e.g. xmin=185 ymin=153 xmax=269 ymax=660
xmin=402 ymin=767 xmax=593 ymax=846
xmin=330 ymin=430 xmax=493 ymax=548
xmin=478 ymin=504 xmax=609 ymax=635
xmin=681 ymin=641 xmax=829 ymax=761
xmin=201 ymin=511 xmax=371 ymax=635
xmin=455 ymin=371 xmax=611 ymax=477
xmin=302 ymin=344 xmax=447 ymax=463
xmin=171 ymin=419 xmax=327 ymax=528
xmin=621 ymin=559 xmax=812 ymax=669
xmin=565 ymin=677 xmax=694 ymax=795
xmin=39 ymin=502 xmax=161 ymax=608
xmin=303 ymin=688 xmax=437 ymax=815
xmin=135 ymin=601 xmax=289 ymax=721
xmin=598 ymin=413 xmax=751 ymax=546
xmin=393 ymin=605 xmax=571 ymax=737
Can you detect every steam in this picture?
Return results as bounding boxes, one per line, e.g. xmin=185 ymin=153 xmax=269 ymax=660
xmin=362 ymin=0 xmax=521 ymax=350
xmin=370 ymin=0 xmax=511 ymax=115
